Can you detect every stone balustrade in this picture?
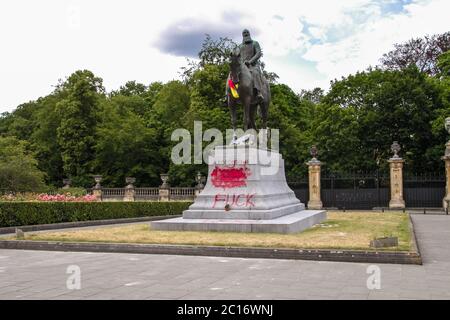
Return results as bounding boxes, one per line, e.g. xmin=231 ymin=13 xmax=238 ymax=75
xmin=87 ymin=173 xmax=202 ymax=202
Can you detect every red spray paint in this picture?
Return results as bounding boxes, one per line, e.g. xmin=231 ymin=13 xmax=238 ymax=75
xmin=211 ymin=163 xmax=251 ymax=189
xmin=212 ymin=193 xmax=256 ymax=208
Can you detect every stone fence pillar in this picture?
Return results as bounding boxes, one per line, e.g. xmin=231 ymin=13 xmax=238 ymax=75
xmin=159 ymin=173 xmax=170 ymax=202
xmin=388 ymin=142 xmax=405 ymax=209
xmin=443 ymin=156 xmax=450 ymax=209
xmin=123 ymin=177 xmax=135 ymax=202
xmin=307 ymin=146 xmax=323 ymax=210
xmin=92 ymin=175 xmax=103 ymax=201
xmin=442 ymin=117 xmax=450 ymax=209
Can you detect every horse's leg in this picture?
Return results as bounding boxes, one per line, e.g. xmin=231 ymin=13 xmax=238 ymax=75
xmin=229 ymin=97 xmax=237 ymax=143
xmin=243 ymin=96 xmax=252 ymax=131
xmin=260 ymin=101 xmax=268 ymax=129
xmin=249 ymin=103 xmax=257 ymax=130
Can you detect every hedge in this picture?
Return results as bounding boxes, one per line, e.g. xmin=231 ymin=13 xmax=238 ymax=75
xmin=0 ymin=201 xmax=192 ymax=228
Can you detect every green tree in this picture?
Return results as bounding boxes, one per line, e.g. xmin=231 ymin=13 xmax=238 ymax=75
xmin=437 ymin=50 xmax=450 ymax=76
xmin=429 ymin=50 xmax=450 ymax=163
xmin=269 ymin=84 xmax=316 ymax=178
xmin=30 ymin=94 xmax=65 ymax=186
xmin=0 ymin=102 xmax=37 ymax=141
xmin=56 ymin=70 xmax=104 ymax=187
xmin=94 ymin=99 xmax=162 ymax=187
xmin=149 ymin=81 xmax=194 ymax=185
xmin=0 ymin=136 xmax=46 ymax=191
xmin=315 ymin=66 xmax=445 ymax=173
xmin=111 ymin=80 xmax=147 ymax=97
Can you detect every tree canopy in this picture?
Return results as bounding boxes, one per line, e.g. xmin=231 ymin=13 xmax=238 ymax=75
xmin=0 ymin=136 xmax=46 ymax=192
xmin=380 ymin=31 xmax=450 ymax=76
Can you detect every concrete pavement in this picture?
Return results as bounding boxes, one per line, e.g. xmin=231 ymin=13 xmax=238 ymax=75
xmin=0 ymin=214 xmax=449 ymax=300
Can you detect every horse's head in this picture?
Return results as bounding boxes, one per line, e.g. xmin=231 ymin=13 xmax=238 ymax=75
xmin=229 ymin=48 xmax=241 ymax=83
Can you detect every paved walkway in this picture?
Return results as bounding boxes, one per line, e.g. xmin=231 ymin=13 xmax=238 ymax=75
xmin=0 ymin=214 xmax=449 ymax=300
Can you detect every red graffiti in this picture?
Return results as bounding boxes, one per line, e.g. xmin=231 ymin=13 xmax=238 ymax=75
xmin=213 ymin=194 xmax=256 ymax=209
xmin=211 ymin=163 xmax=251 ymax=189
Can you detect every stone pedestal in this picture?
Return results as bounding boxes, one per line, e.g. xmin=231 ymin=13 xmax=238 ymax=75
xmin=388 ymin=157 xmax=405 ymax=209
xmin=159 ymin=188 xmax=170 ymax=202
xmin=92 ymin=188 xmax=102 ymax=201
xmin=159 ymin=174 xmax=170 ymax=202
xmin=124 ymin=187 xmax=135 ymax=202
xmin=307 ymin=159 xmax=323 ymax=210
xmin=442 ymin=154 xmax=450 ymax=209
xmin=152 ymin=145 xmax=326 ymax=234
xmin=92 ymin=175 xmax=103 ymax=202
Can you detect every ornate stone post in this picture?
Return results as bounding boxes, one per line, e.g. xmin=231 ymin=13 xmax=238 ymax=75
xmin=92 ymin=175 xmax=103 ymax=201
xmin=159 ymin=173 xmax=170 ymax=202
xmin=124 ymin=177 xmax=136 ymax=202
xmin=307 ymin=145 xmax=323 ymax=210
xmin=388 ymin=141 xmax=405 ymax=209
xmin=442 ymin=118 xmax=450 ymax=209
xmin=195 ymin=172 xmax=205 ymax=198
xmin=62 ymin=178 xmax=72 ymax=189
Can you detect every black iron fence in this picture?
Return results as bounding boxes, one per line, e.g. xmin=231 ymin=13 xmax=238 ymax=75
xmin=288 ymin=178 xmax=309 ymax=205
xmin=404 ymin=173 xmax=445 ymax=208
xmin=288 ymin=172 xmax=444 ymax=209
xmin=321 ymin=172 xmax=390 ymax=209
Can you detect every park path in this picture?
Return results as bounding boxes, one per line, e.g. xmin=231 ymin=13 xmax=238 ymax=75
xmin=0 ymin=214 xmax=449 ymax=300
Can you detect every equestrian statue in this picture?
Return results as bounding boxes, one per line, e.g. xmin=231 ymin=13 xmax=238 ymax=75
xmin=225 ymin=29 xmax=271 ymax=143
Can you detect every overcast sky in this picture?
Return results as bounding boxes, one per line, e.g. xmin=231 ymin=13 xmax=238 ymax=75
xmin=0 ymin=0 xmax=449 ymax=113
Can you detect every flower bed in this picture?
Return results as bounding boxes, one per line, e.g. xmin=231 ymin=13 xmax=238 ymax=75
xmin=0 ymin=189 xmax=94 ymax=202
xmin=36 ymin=194 xmax=97 ymax=202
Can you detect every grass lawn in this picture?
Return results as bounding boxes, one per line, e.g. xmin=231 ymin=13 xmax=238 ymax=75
xmin=19 ymin=211 xmax=413 ymax=251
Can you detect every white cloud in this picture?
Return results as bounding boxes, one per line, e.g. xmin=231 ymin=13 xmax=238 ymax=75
xmin=302 ymin=0 xmax=450 ymax=86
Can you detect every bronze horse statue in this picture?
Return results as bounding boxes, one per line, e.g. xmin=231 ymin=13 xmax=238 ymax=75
xmin=226 ymin=48 xmax=271 ymax=141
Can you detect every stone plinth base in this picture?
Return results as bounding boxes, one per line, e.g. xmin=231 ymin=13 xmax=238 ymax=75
xmin=152 ymin=145 xmax=326 ymax=234
xmin=307 ymin=200 xmax=323 ymax=210
xmin=152 ymin=210 xmax=326 ymax=234
xmin=389 ymin=199 xmax=406 ymax=209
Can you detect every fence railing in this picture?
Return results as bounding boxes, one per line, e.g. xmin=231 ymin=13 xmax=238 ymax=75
xmin=404 ymin=173 xmax=445 ymax=208
xmin=169 ymin=187 xmax=196 ymax=201
xmin=101 ymin=188 xmax=125 ymax=199
xmin=1 ymin=186 xmax=196 ymax=202
xmin=135 ymin=188 xmax=159 ymax=201
xmin=89 ymin=187 xmax=196 ymax=202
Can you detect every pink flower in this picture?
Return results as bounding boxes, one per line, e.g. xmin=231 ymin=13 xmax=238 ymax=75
xmin=35 ymin=193 xmax=97 ymax=202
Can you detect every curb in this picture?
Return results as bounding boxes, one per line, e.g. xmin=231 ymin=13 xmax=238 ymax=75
xmin=0 ymin=215 xmax=180 ymax=235
xmin=409 ymin=214 xmax=422 ymax=263
xmin=0 ymin=240 xmax=422 ymax=265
